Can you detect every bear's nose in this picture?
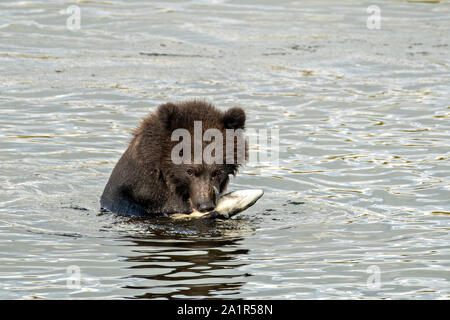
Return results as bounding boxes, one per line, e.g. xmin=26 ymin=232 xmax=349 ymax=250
xmin=198 ymin=201 xmax=215 ymax=212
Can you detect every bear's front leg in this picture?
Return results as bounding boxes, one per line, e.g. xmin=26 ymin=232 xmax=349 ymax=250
xmin=101 ymin=191 xmax=148 ymax=217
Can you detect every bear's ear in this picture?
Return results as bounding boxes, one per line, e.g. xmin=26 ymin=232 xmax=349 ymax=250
xmin=223 ymin=107 xmax=246 ymax=130
xmin=157 ymin=102 xmax=178 ymax=130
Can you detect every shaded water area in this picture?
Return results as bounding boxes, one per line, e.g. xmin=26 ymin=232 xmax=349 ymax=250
xmin=0 ymin=0 xmax=449 ymax=299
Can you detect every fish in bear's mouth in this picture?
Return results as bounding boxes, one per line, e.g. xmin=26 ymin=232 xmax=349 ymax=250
xmin=172 ymin=189 xmax=264 ymax=220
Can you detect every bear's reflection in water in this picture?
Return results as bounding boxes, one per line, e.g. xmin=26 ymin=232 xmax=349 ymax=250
xmin=121 ymin=218 xmax=253 ymax=299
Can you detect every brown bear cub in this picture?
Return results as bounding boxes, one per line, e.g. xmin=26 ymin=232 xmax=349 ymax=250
xmin=100 ymin=100 xmax=246 ymax=217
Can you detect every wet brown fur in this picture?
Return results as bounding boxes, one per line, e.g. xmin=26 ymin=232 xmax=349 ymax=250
xmin=100 ymin=100 xmax=246 ymax=216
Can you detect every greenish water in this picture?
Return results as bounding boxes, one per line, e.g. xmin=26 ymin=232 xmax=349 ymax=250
xmin=0 ymin=0 xmax=449 ymax=299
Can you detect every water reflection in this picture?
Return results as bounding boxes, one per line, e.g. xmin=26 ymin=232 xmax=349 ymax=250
xmin=121 ymin=218 xmax=251 ymax=299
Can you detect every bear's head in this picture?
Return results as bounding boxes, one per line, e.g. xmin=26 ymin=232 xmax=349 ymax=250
xmin=157 ymin=100 xmax=247 ymax=213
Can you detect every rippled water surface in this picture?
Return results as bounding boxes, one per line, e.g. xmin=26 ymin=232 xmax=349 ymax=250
xmin=1 ymin=0 xmax=449 ymax=299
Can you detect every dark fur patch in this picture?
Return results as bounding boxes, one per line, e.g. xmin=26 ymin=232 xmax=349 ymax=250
xmin=101 ymin=100 xmax=247 ymax=216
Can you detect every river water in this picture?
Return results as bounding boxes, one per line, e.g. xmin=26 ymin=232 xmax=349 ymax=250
xmin=0 ymin=0 xmax=449 ymax=299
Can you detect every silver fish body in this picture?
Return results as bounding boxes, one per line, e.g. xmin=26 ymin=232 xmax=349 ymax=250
xmin=171 ymin=189 xmax=264 ymax=220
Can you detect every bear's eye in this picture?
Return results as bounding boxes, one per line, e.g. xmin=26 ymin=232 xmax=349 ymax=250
xmin=186 ymin=169 xmax=194 ymax=176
